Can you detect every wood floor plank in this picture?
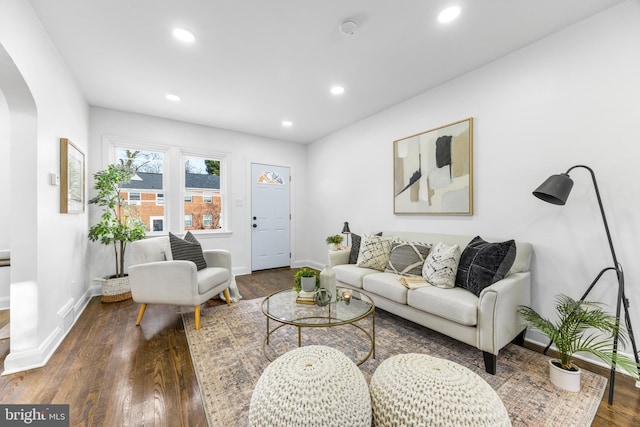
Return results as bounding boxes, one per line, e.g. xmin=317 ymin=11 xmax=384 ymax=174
xmin=0 ymin=267 xmax=637 ymax=426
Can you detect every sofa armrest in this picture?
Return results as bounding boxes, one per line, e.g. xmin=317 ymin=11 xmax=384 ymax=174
xmin=328 ymin=250 xmax=350 ymax=267
xmin=129 ymin=260 xmax=200 ymax=305
xmin=477 ymin=272 xmax=531 ymax=355
xmin=203 ymin=249 xmax=232 ymax=270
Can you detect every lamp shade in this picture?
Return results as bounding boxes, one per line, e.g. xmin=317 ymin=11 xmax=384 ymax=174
xmin=342 ymin=222 xmax=351 ymax=234
xmin=532 ymin=173 xmax=574 ymax=205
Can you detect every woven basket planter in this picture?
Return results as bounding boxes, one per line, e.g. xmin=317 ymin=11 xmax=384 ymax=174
xmin=100 ymin=275 xmax=132 ymax=303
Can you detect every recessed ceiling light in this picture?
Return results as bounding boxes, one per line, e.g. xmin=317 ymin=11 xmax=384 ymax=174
xmin=438 ymin=6 xmax=461 ymax=23
xmin=172 ymin=28 xmax=196 ymax=43
xmin=282 ymin=121 xmax=293 ymax=127
xmin=331 ymin=86 xmax=345 ymax=95
xmin=165 ymin=94 xmax=180 ymax=102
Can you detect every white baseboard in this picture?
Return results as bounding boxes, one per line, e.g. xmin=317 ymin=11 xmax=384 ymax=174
xmin=2 ymin=286 xmax=96 ymax=376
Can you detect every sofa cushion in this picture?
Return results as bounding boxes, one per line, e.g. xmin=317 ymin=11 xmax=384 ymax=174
xmin=363 ymin=273 xmax=408 ymax=304
xmin=356 ymin=234 xmax=394 ymax=271
xmin=455 ymin=236 xmax=516 ymax=296
xmin=169 ymin=232 xmax=208 ymax=270
xmin=196 ymin=266 xmax=230 ymax=294
xmin=407 ymin=286 xmax=479 ymax=326
xmin=348 ymin=233 xmax=362 ymax=264
xmin=333 ymin=264 xmax=379 ymax=289
xmin=385 ymin=241 xmax=432 ymax=277
xmin=422 ymin=242 xmax=461 ymax=289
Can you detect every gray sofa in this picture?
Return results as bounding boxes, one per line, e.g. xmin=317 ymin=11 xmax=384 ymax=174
xmin=328 ymin=231 xmax=532 ymax=374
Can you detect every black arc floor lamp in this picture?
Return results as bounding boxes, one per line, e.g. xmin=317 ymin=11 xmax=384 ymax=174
xmin=533 ymin=164 xmax=640 ymax=404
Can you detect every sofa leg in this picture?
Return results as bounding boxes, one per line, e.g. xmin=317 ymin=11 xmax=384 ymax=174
xmin=512 ymin=329 xmax=526 ymax=346
xmin=483 ymin=351 xmax=497 ymax=375
xmin=136 ymin=304 xmax=147 ymax=326
xmin=223 ymin=288 xmax=231 ymax=306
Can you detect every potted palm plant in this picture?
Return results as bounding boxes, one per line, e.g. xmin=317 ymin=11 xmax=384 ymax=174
xmin=518 ymin=294 xmax=639 ymax=391
xmin=89 ymin=162 xmax=147 ymax=302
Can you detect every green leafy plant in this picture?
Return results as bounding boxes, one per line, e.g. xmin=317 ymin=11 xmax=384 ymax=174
xmin=88 ymin=163 xmax=147 ymax=278
xmin=518 ymin=294 xmax=639 ymax=377
xmin=293 ymin=267 xmax=319 ymax=293
xmin=326 ymin=235 xmax=344 ymax=245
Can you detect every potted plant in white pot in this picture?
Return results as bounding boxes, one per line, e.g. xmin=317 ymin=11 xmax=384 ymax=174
xmin=518 ymin=294 xmax=639 ymax=392
xmin=89 ymin=162 xmax=146 ymax=302
xmin=326 ymin=235 xmax=344 ymax=251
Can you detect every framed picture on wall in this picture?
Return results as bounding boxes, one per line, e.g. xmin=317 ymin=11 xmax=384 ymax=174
xmin=393 ymin=118 xmax=473 ymax=215
xmin=60 ymin=138 xmax=85 ymax=213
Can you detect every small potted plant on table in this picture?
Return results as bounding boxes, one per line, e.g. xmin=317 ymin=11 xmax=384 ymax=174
xmin=518 ymin=294 xmax=639 ymax=391
xmin=326 ymin=235 xmax=344 ymax=250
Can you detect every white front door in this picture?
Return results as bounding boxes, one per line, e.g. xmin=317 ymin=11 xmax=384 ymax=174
xmin=251 ymin=163 xmax=291 ymax=271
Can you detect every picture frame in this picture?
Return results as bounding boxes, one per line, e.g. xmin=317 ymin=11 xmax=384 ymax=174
xmin=60 ymin=138 xmax=85 ymax=213
xmin=393 ymin=118 xmax=473 ymax=215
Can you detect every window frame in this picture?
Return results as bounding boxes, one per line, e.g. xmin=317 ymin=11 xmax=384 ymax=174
xmin=181 ymin=149 xmax=229 ymax=234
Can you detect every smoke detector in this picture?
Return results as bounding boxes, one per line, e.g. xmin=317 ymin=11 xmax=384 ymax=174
xmin=339 ymin=19 xmax=358 ymax=36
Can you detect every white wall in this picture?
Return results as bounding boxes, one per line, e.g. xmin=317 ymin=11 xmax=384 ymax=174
xmin=308 ymin=1 xmax=640 ymax=361
xmin=88 ymin=107 xmax=309 ymax=280
xmin=0 ymin=0 xmax=90 ymax=373
xmin=0 ymin=89 xmax=9 ymax=308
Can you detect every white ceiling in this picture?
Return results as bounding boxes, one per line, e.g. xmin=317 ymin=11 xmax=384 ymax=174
xmin=28 ymin=0 xmax=623 ymax=144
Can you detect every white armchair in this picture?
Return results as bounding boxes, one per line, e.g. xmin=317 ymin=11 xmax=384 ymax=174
xmin=129 ymin=236 xmax=233 ymax=330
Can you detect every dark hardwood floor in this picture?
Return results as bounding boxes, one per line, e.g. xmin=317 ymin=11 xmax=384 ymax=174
xmin=0 ymin=267 xmax=638 ymax=426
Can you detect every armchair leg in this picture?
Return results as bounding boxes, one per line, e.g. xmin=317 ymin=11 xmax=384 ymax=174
xmin=194 ymin=305 xmax=201 ymax=330
xmin=483 ymin=351 xmax=497 ymax=375
xmin=136 ymin=304 xmax=147 ymax=326
xmin=223 ymin=288 xmax=231 ymax=306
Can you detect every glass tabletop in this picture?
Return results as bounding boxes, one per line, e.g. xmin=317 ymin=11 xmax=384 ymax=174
xmin=262 ymin=287 xmax=374 ymax=326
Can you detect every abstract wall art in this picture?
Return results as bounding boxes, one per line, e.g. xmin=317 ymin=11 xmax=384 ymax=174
xmin=60 ymin=138 xmax=85 ymax=213
xmin=393 ymin=118 xmax=473 ymax=215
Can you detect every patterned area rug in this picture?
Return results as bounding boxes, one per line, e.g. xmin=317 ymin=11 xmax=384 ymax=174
xmin=183 ymin=298 xmax=606 ymax=426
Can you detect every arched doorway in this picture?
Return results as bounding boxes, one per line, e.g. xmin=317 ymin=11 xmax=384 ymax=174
xmin=0 ymin=43 xmax=39 ymax=371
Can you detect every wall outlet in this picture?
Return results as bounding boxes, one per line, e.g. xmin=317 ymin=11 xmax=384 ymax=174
xmin=49 ymin=172 xmax=59 ymax=186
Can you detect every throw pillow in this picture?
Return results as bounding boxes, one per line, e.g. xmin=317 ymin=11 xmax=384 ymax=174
xmin=385 ymin=241 xmax=432 ymax=277
xmin=169 ymin=232 xmax=208 ymax=270
xmin=349 ymin=232 xmax=382 ymax=264
xmin=422 ymin=241 xmax=461 ymax=289
xmin=356 ymin=234 xmax=394 ymax=271
xmin=348 ymin=233 xmax=362 ymax=264
xmin=455 ymin=236 xmax=516 ymax=296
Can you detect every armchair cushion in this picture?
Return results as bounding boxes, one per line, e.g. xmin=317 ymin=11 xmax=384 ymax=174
xmin=197 ymin=267 xmax=231 ymax=294
xmin=169 ymin=232 xmax=207 ymax=270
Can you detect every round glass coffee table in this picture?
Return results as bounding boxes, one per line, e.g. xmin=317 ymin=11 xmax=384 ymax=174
xmin=261 ymin=287 xmax=375 ymax=365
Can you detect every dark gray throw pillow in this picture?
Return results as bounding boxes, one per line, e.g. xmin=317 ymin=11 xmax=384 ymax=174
xmin=348 ymin=233 xmax=362 ymax=264
xmin=169 ymin=231 xmax=208 ymax=270
xmin=455 ymin=236 xmax=516 ymax=296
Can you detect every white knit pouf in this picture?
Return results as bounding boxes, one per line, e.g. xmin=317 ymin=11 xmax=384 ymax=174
xmin=370 ymin=353 xmax=511 ymax=427
xmin=249 ymin=345 xmax=371 ymax=427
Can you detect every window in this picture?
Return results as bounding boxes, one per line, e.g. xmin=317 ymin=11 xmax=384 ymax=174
xmin=150 ymin=216 xmax=164 ymax=232
xmin=128 ymin=192 xmax=141 ymax=205
xmin=184 ymin=155 xmax=223 ymax=230
xmin=113 ymin=147 xmax=165 ymax=233
xmin=105 ymin=137 xmax=228 ymax=234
